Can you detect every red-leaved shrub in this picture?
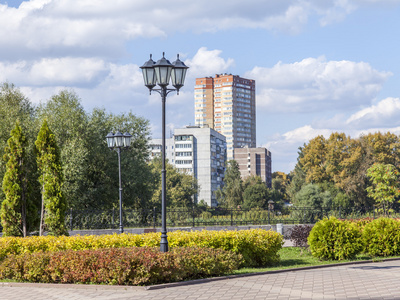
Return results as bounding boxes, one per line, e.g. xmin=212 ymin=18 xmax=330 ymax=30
xmin=0 ymin=247 xmax=242 ymax=285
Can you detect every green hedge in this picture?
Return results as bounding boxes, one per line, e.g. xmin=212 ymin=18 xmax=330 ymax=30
xmin=167 ymin=229 xmax=283 ymax=267
xmin=0 ymin=247 xmax=242 ymax=285
xmin=0 ymin=229 xmax=283 ymax=267
xmin=308 ymin=217 xmax=400 ymax=260
xmin=362 ymin=218 xmax=400 ymax=257
xmin=308 ymin=217 xmax=364 ymax=260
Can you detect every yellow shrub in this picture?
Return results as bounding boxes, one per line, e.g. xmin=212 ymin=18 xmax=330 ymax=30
xmin=0 ymin=229 xmax=283 ymax=267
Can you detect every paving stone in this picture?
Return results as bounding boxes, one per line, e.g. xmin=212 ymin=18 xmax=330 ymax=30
xmin=2 ymin=259 xmax=400 ymax=299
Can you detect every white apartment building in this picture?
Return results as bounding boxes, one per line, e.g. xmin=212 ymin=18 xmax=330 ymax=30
xmin=149 ymin=126 xmax=226 ymax=207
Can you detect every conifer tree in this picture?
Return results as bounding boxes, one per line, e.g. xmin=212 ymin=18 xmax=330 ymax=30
xmin=1 ymin=121 xmax=29 ymax=236
xmin=35 ymin=120 xmax=68 ymax=236
xmin=0 ymin=83 xmax=36 ymax=202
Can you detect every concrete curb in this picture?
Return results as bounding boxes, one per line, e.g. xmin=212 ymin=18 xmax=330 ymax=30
xmin=0 ymin=281 xmax=146 ymax=291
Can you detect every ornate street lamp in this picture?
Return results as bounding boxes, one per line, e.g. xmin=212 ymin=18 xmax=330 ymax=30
xmin=268 ymin=200 xmax=275 ymax=225
xmin=106 ymin=131 xmax=132 ymax=234
xmin=141 ymin=52 xmax=188 ymax=252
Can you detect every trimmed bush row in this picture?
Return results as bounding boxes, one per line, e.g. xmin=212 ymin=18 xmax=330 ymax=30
xmin=0 ymin=229 xmax=283 ymax=267
xmin=308 ymin=217 xmax=400 ymax=260
xmin=0 ymin=247 xmax=242 ymax=285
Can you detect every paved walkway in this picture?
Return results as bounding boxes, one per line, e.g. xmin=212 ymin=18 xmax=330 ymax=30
xmin=1 ymin=259 xmax=400 ymax=299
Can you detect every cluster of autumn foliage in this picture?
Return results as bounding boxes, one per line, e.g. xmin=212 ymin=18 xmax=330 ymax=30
xmin=288 ymin=132 xmax=400 ymax=209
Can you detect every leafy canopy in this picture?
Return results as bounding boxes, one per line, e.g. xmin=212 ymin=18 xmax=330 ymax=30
xmin=366 ymin=163 xmax=400 ymax=210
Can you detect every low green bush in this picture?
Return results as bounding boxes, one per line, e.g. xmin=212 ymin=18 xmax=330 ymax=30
xmin=0 ymin=229 xmax=283 ymax=268
xmin=168 ymin=229 xmax=283 ymax=267
xmin=362 ymin=218 xmax=400 ymax=257
xmin=308 ymin=217 xmax=363 ymax=260
xmin=0 ymin=247 xmax=242 ymax=285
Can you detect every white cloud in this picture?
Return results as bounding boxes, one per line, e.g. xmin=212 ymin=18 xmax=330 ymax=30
xmin=346 ymin=97 xmax=400 ymax=128
xmin=312 ymin=97 xmax=400 ymax=130
xmin=0 ymin=57 xmax=109 ymax=86
xmin=246 ymin=57 xmax=391 ymax=113
xmin=5 ymin=59 xmax=144 ymax=110
xmin=1 ymin=0 xmax=396 ymax=61
xmin=313 ymin=0 xmax=357 ymax=26
xmin=261 ymin=4 xmax=309 ymax=34
xmin=353 ymin=0 xmax=400 ymax=5
xmin=19 ymin=85 xmax=64 ymax=105
xmin=184 ymin=47 xmax=234 ymax=79
xmin=0 ymin=47 xmax=231 ymax=114
xmin=281 ymin=125 xmax=332 ymax=144
xmin=263 ymin=125 xmax=333 ymax=173
xmin=264 ymin=97 xmax=400 ymax=172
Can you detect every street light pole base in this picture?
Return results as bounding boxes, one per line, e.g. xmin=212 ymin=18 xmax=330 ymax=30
xmin=160 ymin=234 xmax=168 ymax=252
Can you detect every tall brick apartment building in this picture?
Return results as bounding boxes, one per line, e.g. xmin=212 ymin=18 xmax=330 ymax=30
xmin=194 ymin=74 xmax=256 ymax=159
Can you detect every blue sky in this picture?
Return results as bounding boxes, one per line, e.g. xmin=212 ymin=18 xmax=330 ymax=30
xmin=1 ymin=0 xmax=400 ymax=173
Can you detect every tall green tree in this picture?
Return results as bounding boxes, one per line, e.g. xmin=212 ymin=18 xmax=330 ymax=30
xmin=294 ymin=183 xmax=332 ymax=208
xmin=287 ymin=156 xmax=306 ymax=201
xmin=84 ymin=108 xmax=153 ymax=210
xmin=299 ymin=135 xmax=329 ymax=184
xmin=0 ymin=83 xmax=36 ymax=203
xmin=1 ymin=122 xmax=36 ymax=236
xmin=366 ymin=163 xmax=400 ymax=210
xmin=242 ymin=175 xmax=269 ymax=210
xmin=217 ymin=160 xmax=243 ymax=208
xmin=37 ymin=90 xmax=89 ymax=209
xmin=36 ymin=91 xmax=153 ymax=210
xmin=270 ymin=173 xmax=290 ymax=209
xmin=35 ymin=120 xmax=67 ymax=236
xmin=149 ymin=157 xmax=198 ymax=209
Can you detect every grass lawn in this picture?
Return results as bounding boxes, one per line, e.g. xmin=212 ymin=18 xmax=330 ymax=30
xmin=233 ymin=247 xmax=399 ymax=275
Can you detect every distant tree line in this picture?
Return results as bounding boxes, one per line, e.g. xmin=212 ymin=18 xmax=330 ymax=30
xmin=0 ymin=83 xmax=197 ymax=236
xmin=216 ymin=160 xmax=288 ymax=210
xmin=217 ymin=132 xmax=400 ymax=212
xmin=287 ymin=132 xmax=400 ymax=210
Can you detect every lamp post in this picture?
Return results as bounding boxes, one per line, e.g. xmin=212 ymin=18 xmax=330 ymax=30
xmin=106 ymin=131 xmax=132 ymax=234
xmin=268 ymin=200 xmax=274 ymax=224
xmin=141 ymin=52 xmax=188 ymax=252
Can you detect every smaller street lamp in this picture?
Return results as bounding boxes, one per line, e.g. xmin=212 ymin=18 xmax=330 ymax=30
xmin=268 ymin=200 xmax=275 ymax=224
xmin=106 ymin=131 xmax=132 ymax=234
xmin=268 ymin=200 xmax=275 ymax=211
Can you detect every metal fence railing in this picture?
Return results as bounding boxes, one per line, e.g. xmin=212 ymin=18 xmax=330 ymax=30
xmin=64 ymin=205 xmax=400 ymax=231
xmin=1 ymin=205 xmax=400 ymax=233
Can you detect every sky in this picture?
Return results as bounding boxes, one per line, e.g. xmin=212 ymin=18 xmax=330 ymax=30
xmin=1 ymin=0 xmax=400 ymax=173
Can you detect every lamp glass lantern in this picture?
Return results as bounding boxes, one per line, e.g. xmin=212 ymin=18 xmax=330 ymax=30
xmin=171 ymin=54 xmax=189 ymax=91
xmin=268 ymin=200 xmax=275 ymax=211
xmin=140 ymin=55 xmax=157 ymax=90
xmin=123 ymin=132 xmax=132 ymax=147
xmin=153 ymin=53 xmax=173 ymax=87
xmin=106 ymin=132 xmax=115 ymax=148
xmin=114 ymin=131 xmax=124 ymax=148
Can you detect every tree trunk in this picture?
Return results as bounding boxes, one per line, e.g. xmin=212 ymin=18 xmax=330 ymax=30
xmin=39 ymin=182 xmax=44 ymax=236
xmin=21 ymin=159 xmax=27 ymax=237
